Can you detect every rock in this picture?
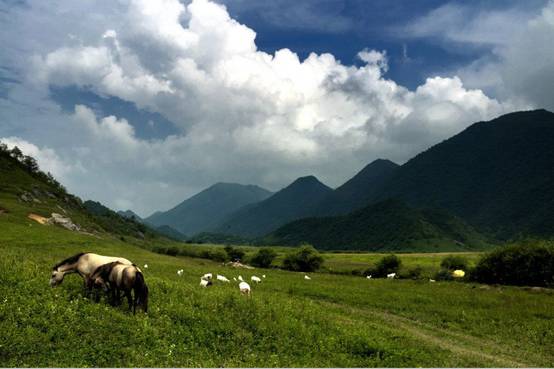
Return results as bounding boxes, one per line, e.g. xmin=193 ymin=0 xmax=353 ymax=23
xmin=47 ymin=213 xmax=81 ymax=231
xmin=224 ymin=261 xmax=255 ymax=269
xmin=19 ymin=192 xmax=33 ymax=202
xmin=136 ymin=231 xmax=145 ymax=239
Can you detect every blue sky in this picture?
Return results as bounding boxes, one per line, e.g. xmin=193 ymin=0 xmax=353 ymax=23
xmin=0 ymin=0 xmax=553 ymax=215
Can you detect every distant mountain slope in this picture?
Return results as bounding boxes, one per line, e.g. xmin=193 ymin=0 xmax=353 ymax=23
xmin=265 ymin=199 xmax=489 ymax=252
xmin=118 ymin=210 xmax=143 ymax=222
xmin=155 ymin=225 xmax=187 ymax=241
xmin=145 ymin=183 xmax=272 ymax=235
xmin=215 ymin=176 xmax=333 ymax=237
xmin=314 ymin=159 xmax=399 ymax=216
xmin=374 ymin=109 xmax=554 ymax=239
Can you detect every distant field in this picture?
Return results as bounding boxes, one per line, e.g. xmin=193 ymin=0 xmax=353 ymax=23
xmin=1 ymin=211 xmax=553 ymax=367
xmin=151 ymin=241 xmax=483 ymax=277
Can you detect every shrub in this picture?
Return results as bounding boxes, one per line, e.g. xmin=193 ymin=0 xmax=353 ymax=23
xmin=224 ymin=245 xmax=245 ymax=262
xmin=403 ymin=265 xmax=423 ymax=280
xmin=250 ymin=248 xmax=277 ymax=268
xmin=440 ymin=255 xmax=468 ymax=271
xmin=434 ymin=268 xmax=454 ymax=281
xmin=471 ymin=244 xmax=554 ymax=287
xmin=200 ymin=249 xmax=227 ymax=262
xmin=282 ymin=244 xmax=323 ymax=272
xmin=373 ymin=254 xmax=401 ymax=277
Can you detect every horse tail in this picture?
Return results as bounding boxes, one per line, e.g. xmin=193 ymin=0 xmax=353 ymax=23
xmin=134 ymin=271 xmax=148 ymax=313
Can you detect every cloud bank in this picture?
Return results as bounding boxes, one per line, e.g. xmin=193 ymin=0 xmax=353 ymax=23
xmin=0 ymin=0 xmax=536 ymax=215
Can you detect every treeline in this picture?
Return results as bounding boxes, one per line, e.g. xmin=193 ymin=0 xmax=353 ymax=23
xmin=154 ymin=244 xmax=322 ymax=272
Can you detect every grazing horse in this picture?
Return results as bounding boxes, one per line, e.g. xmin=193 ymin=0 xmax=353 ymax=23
xmin=50 ymin=252 xmax=133 ymax=298
xmin=91 ymin=262 xmax=148 ymax=314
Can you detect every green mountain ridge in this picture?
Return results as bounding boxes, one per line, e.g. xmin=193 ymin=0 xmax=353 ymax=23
xmin=265 ymin=199 xmax=490 ymax=252
xmin=374 ymin=109 xmax=554 ymax=239
xmin=313 ymin=158 xmax=399 ymax=216
xmin=214 ymin=176 xmax=333 ymax=237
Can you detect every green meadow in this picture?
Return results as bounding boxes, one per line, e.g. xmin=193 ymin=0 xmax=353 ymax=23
xmin=1 ymin=204 xmax=553 ymax=367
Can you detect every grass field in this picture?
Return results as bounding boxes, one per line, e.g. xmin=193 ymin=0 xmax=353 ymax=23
xmin=1 ymin=208 xmax=554 ymax=367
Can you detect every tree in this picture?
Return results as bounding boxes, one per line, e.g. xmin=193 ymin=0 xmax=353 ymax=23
xmin=440 ymin=255 xmax=468 ymax=271
xmin=250 ymin=248 xmax=277 ymax=268
xmin=224 ymin=245 xmax=245 ymax=262
xmin=0 ymin=142 xmax=8 ymax=153
xmin=10 ymin=146 xmax=23 ymax=161
xmin=282 ymin=244 xmax=323 ymax=272
xmin=367 ymin=254 xmax=402 ymax=277
xmin=22 ymin=155 xmax=39 ymax=173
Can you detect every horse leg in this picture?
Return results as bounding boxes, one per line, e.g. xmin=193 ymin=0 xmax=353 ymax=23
xmin=125 ymin=290 xmax=133 ymax=313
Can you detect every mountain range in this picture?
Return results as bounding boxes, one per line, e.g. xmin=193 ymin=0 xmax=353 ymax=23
xmin=214 ymin=176 xmax=333 ymax=237
xmin=145 ymin=182 xmax=272 ymax=235
xmin=112 ymin=109 xmax=554 ymax=250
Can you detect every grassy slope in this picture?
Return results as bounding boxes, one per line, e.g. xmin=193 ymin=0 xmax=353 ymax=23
xmin=1 ymin=211 xmax=553 ymax=366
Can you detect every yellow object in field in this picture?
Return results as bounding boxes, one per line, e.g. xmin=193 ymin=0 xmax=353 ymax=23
xmin=452 ymin=269 xmax=465 ymax=278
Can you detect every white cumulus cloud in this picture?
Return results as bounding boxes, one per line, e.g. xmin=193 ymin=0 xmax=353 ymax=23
xmin=0 ymin=0 xmax=525 ymax=215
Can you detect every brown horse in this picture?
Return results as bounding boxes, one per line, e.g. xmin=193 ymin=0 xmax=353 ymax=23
xmin=50 ymin=252 xmax=133 ymax=298
xmin=91 ymin=261 xmax=148 ymax=314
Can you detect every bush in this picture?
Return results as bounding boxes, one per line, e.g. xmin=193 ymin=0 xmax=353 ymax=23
xmin=282 ymin=244 xmax=323 ymax=272
xmin=471 ymin=244 xmax=554 ymax=287
xmin=199 ymin=249 xmax=227 ymax=262
xmin=371 ymin=254 xmax=402 ymax=278
xmin=434 ymin=268 xmax=454 ymax=281
xmin=440 ymin=255 xmax=468 ymax=271
xmin=224 ymin=245 xmax=245 ymax=262
xmin=250 ymin=248 xmax=277 ymax=268
xmin=404 ymin=266 xmax=423 ymax=280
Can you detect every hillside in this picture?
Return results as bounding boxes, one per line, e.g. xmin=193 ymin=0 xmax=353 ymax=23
xmin=118 ymin=210 xmax=142 ymax=222
xmin=313 ymin=159 xmax=399 ymax=216
xmin=0 ymin=142 xmax=167 ymax=242
xmin=145 ymin=183 xmax=272 ymax=236
xmin=215 ymin=176 xmax=333 ymax=237
xmin=265 ymin=199 xmax=489 ymax=252
xmin=374 ymin=109 xmax=554 ymax=239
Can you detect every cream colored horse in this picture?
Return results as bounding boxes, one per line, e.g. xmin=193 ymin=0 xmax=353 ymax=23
xmin=50 ymin=252 xmax=132 ymax=297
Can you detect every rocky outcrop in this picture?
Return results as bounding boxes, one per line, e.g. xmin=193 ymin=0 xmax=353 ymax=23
xmin=47 ymin=213 xmax=81 ymax=231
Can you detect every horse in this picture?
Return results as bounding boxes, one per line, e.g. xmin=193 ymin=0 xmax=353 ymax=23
xmin=50 ymin=252 xmax=133 ymax=298
xmin=91 ymin=261 xmax=148 ymax=314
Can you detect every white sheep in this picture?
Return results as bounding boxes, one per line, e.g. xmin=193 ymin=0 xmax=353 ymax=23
xmin=233 ymin=277 xmax=237 ymax=282
xmin=304 ymin=275 xmax=311 ymax=280
xmin=251 ymin=276 xmax=261 ymax=283
xmin=429 ymin=279 xmax=436 ymax=283
xmin=217 ymin=274 xmax=230 ymax=283
xmin=200 ymin=278 xmax=212 ymax=288
xmin=366 ymin=275 xmax=372 ymax=279
xmin=262 ymin=274 xmax=266 ymax=278
xmin=239 ymin=281 xmax=251 ymax=295
xmin=238 ymin=275 xmax=244 ymax=282
xmin=143 ymin=264 xmax=148 ymax=269
xmin=387 ymin=272 xmax=396 ymax=279
xmin=177 ymin=269 xmax=183 ymax=276
xmin=202 ymin=273 xmax=213 ymax=281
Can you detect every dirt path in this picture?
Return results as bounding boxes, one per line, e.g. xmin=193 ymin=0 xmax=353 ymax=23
xmin=322 ymin=301 xmax=536 ymax=367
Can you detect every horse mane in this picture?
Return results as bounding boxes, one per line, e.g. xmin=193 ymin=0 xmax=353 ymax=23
xmin=52 ymin=252 xmax=88 ymax=270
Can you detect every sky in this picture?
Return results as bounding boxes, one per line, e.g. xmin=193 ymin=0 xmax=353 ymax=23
xmin=1 ymin=0 xmax=553 ymax=217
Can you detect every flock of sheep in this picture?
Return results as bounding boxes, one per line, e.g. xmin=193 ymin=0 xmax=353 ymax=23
xmin=156 ymin=264 xmax=314 ymax=296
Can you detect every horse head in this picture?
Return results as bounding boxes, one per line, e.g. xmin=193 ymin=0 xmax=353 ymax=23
xmin=50 ymin=269 xmax=65 ymax=287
